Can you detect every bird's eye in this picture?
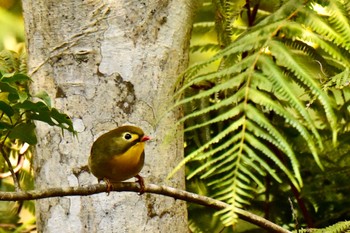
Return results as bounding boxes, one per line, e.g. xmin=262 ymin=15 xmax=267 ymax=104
xmin=124 ymin=133 xmax=132 ymax=140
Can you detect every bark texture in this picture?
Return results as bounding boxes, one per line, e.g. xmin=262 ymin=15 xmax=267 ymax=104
xmin=22 ymin=0 xmax=193 ymax=232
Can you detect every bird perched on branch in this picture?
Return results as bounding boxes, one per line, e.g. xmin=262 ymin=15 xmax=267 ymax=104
xmin=88 ymin=125 xmax=150 ymax=193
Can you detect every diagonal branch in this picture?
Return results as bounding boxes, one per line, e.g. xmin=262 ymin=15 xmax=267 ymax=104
xmin=0 ymin=182 xmax=291 ymax=233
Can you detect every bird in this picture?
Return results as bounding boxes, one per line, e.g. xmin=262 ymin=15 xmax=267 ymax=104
xmin=88 ymin=125 xmax=150 ymax=193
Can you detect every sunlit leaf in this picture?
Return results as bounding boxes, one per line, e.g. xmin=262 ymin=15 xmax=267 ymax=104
xmin=34 ymin=91 xmax=51 ymax=108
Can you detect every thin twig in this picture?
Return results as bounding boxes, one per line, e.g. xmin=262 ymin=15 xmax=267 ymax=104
xmin=0 ymin=111 xmax=30 ymax=190
xmin=0 ymin=153 xmax=24 ymax=178
xmin=0 ymin=182 xmax=291 ymax=233
xmin=0 ymin=145 xmax=21 ymax=191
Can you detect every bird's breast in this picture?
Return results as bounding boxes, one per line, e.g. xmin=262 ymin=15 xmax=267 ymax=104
xmin=107 ymin=142 xmax=145 ymax=181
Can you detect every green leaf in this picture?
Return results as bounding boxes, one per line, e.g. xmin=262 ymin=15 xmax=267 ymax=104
xmin=35 ymin=91 xmax=51 ymax=108
xmin=13 ymin=100 xmax=75 ymax=133
xmin=28 ymin=109 xmax=53 ymax=126
xmin=18 ymin=91 xmax=29 ymax=103
xmin=1 ymin=72 xmax=15 ymax=78
xmin=50 ymin=108 xmax=74 ymax=132
xmin=0 ymin=82 xmax=18 ymax=93
xmin=1 ymin=73 xmax=32 ymax=83
xmin=0 ymin=100 xmax=14 ymax=117
xmin=0 ymin=122 xmax=12 ymax=130
xmin=7 ymin=92 xmax=19 ymax=102
xmin=8 ymin=123 xmax=37 ymax=145
xmin=13 ymin=100 xmax=49 ymax=111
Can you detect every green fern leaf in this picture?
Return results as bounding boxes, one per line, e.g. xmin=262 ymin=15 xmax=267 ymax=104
xmin=175 ymin=0 xmax=348 ymax=227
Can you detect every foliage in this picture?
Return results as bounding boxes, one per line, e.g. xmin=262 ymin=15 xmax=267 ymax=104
xmin=172 ymin=0 xmax=350 ymax=230
xmin=297 ymin=221 xmax=350 ymax=233
xmin=0 ymin=49 xmax=75 ymax=232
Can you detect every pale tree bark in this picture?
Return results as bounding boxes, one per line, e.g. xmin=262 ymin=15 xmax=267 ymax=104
xmin=22 ymin=0 xmax=193 ymax=232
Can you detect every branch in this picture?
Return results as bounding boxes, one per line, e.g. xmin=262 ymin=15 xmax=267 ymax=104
xmin=0 ymin=182 xmax=291 ymax=233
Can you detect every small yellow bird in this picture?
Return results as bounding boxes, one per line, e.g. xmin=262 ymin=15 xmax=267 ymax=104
xmin=88 ymin=125 xmax=150 ymax=193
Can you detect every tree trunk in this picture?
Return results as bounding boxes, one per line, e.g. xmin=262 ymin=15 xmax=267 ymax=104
xmin=22 ymin=1 xmax=193 ymax=232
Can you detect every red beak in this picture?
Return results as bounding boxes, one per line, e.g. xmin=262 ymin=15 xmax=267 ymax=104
xmin=141 ymin=135 xmax=151 ymax=142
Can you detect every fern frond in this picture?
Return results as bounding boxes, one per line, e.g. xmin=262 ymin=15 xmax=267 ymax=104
xmin=175 ymin=71 xmax=247 ymax=107
xmin=175 ymin=54 xmax=258 ymax=96
xmin=190 ymin=142 xmax=241 ymax=179
xmin=190 ymin=43 xmax=220 ymax=53
xmin=0 ymin=50 xmax=19 ymax=73
xmin=248 ymin=86 xmax=320 ymax=159
xmin=301 ymin=8 xmax=347 ymax=50
xmin=324 ymin=0 xmax=350 ymax=49
xmin=168 ymin=118 xmax=245 ymax=179
xmin=176 ymin=0 xmax=346 ymax=227
xmin=245 ymin=104 xmax=300 ymax=180
xmin=192 ymin=21 xmax=215 ymax=34
xmin=184 ymin=102 xmax=244 ymax=132
xmin=324 ymin=68 xmax=350 ymax=89
xmin=295 ymin=24 xmax=350 ymax=66
xmin=298 ymin=220 xmax=350 ymax=233
xmin=258 ymin=55 xmax=323 ymax=152
xmin=243 ymin=144 xmax=281 ymax=182
xmin=244 ymin=132 xmax=300 ymax=189
xmin=268 ymin=39 xmax=338 ymax=145
xmin=180 ymin=87 xmax=245 ymax=126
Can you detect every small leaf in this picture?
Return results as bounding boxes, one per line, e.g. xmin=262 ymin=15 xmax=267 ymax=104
xmin=1 ymin=73 xmax=32 ymax=83
xmin=8 ymin=123 xmax=37 ymax=145
xmin=13 ymin=100 xmax=48 ymax=111
xmin=18 ymin=91 xmax=29 ymax=103
xmin=0 ymin=100 xmax=14 ymax=117
xmin=50 ymin=108 xmax=75 ymax=132
xmin=0 ymin=122 xmax=12 ymax=130
xmin=1 ymin=72 xmax=15 ymax=78
xmin=28 ymin=110 xmax=54 ymax=125
xmin=35 ymin=91 xmax=51 ymax=108
xmin=0 ymin=82 xmax=18 ymax=93
xmin=7 ymin=92 xmax=19 ymax=102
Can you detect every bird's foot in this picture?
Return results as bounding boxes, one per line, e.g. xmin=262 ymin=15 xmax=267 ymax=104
xmin=103 ymin=178 xmax=113 ymax=195
xmin=135 ymin=174 xmax=145 ymax=195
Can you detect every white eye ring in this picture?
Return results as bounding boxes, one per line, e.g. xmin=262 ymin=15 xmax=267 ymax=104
xmin=124 ymin=133 xmax=132 ymax=140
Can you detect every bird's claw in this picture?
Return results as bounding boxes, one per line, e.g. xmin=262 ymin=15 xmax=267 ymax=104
xmin=135 ymin=174 xmax=145 ymax=195
xmin=103 ymin=178 xmax=113 ymax=195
